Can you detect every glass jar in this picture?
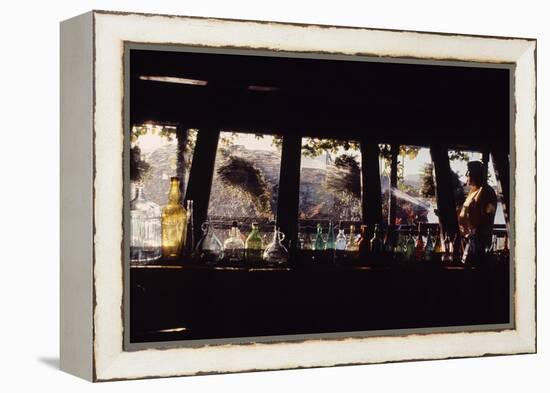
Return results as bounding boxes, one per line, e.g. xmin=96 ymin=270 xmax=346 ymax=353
xmin=130 ymin=185 xmax=162 ymax=263
xmin=263 ymin=227 xmax=289 ymax=265
xmin=195 ymin=221 xmax=224 ymax=264
xmin=224 ymin=221 xmax=245 ymax=263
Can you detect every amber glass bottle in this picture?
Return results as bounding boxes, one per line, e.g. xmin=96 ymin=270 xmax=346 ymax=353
xmin=162 ymin=177 xmax=187 ymax=259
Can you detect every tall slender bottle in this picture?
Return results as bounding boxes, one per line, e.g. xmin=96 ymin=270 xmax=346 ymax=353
xmin=183 ymin=200 xmax=195 ymax=258
xmin=405 ymin=230 xmax=416 ymax=262
xmin=358 ymin=225 xmax=369 ymax=260
xmin=452 ymin=233 xmax=463 ymax=263
xmin=314 ymin=223 xmax=325 ymax=251
xmin=370 ymin=224 xmax=383 ymax=255
xmin=442 ymin=233 xmax=453 ymax=262
xmin=415 ymin=224 xmax=425 ymax=261
xmin=326 ymin=221 xmax=336 ymax=250
xmin=162 ymin=177 xmax=187 ymax=259
xmin=245 ymin=223 xmax=263 ymax=264
xmin=424 ymin=228 xmax=434 ymax=261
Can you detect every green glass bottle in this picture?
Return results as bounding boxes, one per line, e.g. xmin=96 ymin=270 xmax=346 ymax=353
xmin=245 ymin=223 xmax=263 ymax=264
xmin=405 ymin=231 xmax=416 ymax=262
xmin=326 ymin=221 xmax=336 ymax=250
xmin=314 ymin=223 xmax=325 ymax=251
xmin=424 ymin=228 xmax=434 ymax=261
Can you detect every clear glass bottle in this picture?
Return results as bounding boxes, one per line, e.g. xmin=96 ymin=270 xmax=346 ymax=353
xmin=195 ymin=221 xmax=223 ymax=264
xmin=183 ymin=200 xmax=195 ymax=258
xmin=224 ymin=221 xmax=245 ymax=262
xmin=370 ymin=224 xmax=383 ymax=255
xmin=415 ymin=226 xmax=425 ymax=261
xmin=326 ymin=221 xmax=336 ymax=250
xmin=245 ymin=223 xmax=263 ymax=264
xmin=405 ymin=231 xmax=416 ymax=262
xmin=130 ymin=184 xmax=162 ymax=263
xmin=335 ymin=228 xmax=347 ymax=250
xmin=442 ymin=233 xmax=453 ymax=262
xmin=263 ymin=226 xmax=289 ymax=265
xmin=314 ymin=223 xmax=325 ymax=251
xmin=161 ymin=177 xmax=187 ymax=259
xmin=424 ymin=228 xmax=434 ymax=261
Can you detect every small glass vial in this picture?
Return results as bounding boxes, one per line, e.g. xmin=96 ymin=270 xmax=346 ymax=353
xmin=130 ymin=184 xmax=162 ymax=263
xmin=224 ymin=221 xmax=245 ymax=263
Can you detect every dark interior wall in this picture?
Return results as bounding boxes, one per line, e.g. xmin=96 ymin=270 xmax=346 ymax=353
xmin=129 ymin=48 xmax=510 ymax=151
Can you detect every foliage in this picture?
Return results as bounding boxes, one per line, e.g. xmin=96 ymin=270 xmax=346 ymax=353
xmin=216 ymin=156 xmax=272 ymax=217
xmin=129 ymin=145 xmax=150 ymax=182
xmin=301 ymin=138 xmax=360 ymax=158
xmin=325 ymin=154 xmax=361 ymax=200
xmin=420 ymin=163 xmax=436 ymax=199
xmin=131 ymin=124 xmax=177 ymax=143
xmin=448 ymin=149 xmax=470 ymax=161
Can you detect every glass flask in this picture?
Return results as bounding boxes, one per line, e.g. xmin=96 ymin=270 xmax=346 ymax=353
xmin=195 ymin=221 xmax=224 ymax=264
xmin=162 ymin=177 xmax=187 ymax=259
xmin=245 ymin=223 xmax=263 ymax=264
xmin=130 ymin=185 xmax=162 ymax=263
xmin=326 ymin=221 xmax=336 ymax=250
xmin=414 ymin=228 xmax=425 ymax=262
xmin=314 ymin=223 xmax=325 ymax=251
xmin=263 ymin=227 xmax=289 ymax=265
xmin=224 ymin=221 xmax=245 ymax=263
xmin=335 ymin=228 xmax=347 ymax=250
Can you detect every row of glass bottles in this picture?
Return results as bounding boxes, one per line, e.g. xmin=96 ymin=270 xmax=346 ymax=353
xmin=297 ymin=222 xmax=509 ymax=264
xmin=130 ymin=177 xmax=188 ymax=263
xmin=130 ymin=177 xmax=289 ymax=265
xmin=195 ymin=221 xmax=289 ymax=265
xmin=130 ymin=178 xmax=509 ymax=265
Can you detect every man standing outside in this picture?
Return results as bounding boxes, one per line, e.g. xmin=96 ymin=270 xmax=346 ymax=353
xmin=458 ymin=160 xmax=498 ymax=257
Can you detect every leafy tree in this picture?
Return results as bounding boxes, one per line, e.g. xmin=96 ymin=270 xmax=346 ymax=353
xmin=217 ymin=156 xmax=272 ymax=217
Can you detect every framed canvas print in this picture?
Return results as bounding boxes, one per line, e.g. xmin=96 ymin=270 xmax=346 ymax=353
xmin=60 ymin=10 xmax=537 ymax=382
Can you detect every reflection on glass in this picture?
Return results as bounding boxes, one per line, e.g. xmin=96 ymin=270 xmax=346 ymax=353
xmin=298 ymin=137 xmax=362 ymax=242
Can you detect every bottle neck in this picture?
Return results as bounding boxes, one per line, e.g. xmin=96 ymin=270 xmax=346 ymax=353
xmin=168 ymin=181 xmax=181 ymax=204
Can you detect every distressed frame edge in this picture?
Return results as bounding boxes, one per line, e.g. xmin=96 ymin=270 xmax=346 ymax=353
xmin=59 ymin=11 xmax=95 ymax=382
xmin=90 ymin=11 xmax=537 ymax=381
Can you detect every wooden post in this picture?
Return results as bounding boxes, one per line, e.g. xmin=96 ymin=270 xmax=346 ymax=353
xmin=276 ymin=133 xmax=302 ymax=258
xmin=184 ymin=126 xmax=221 ymax=244
xmin=430 ymin=145 xmax=459 ymax=236
xmin=360 ymin=142 xmax=383 ymax=236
